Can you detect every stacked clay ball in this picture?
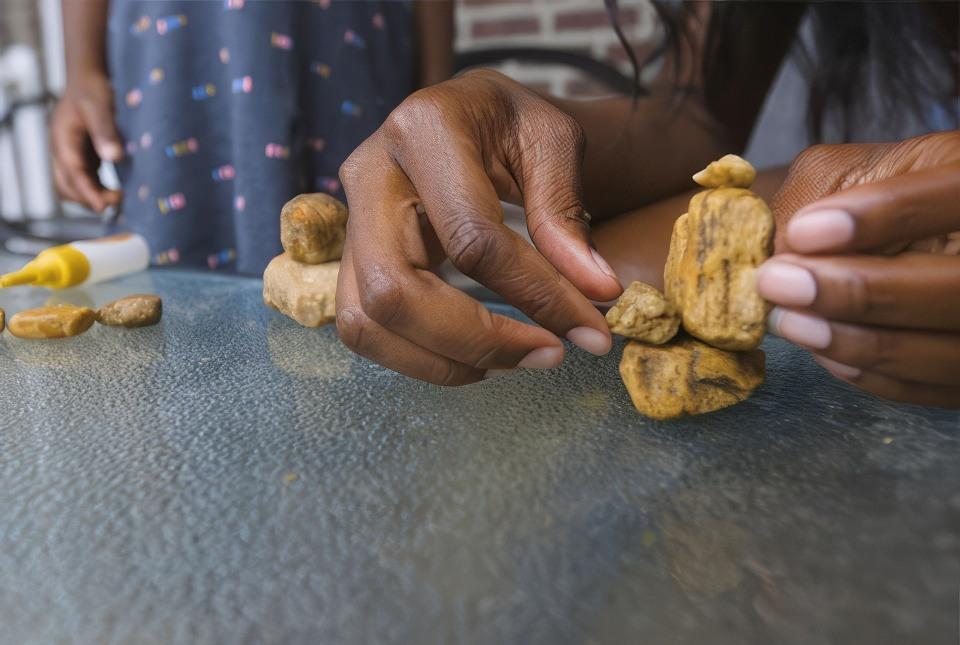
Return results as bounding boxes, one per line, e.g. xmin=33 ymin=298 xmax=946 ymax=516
xmin=263 ymin=193 xmax=348 ymax=327
xmin=605 ymin=155 xmax=773 ymax=419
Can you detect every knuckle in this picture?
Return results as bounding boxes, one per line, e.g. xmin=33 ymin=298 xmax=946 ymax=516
xmin=867 ymin=328 xmax=902 ymax=368
xmin=445 ymin=218 xmax=506 ymax=276
xmin=468 ymin=312 xmax=512 ymax=368
xmin=517 ymin=282 xmax=559 ymax=323
xmin=843 ymin=325 xmax=899 ymax=371
xmin=382 ymin=90 xmax=445 ymax=144
xmin=832 ymin=268 xmax=875 ymax=318
xmin=335 ymin=306 xmax=371 ymax=352
xmin=428 ymin=359 xmax=468 ymax=387
xmin=358 ymin=271 xmax=407 ymax=327
xmin=553 ymin=112 xmax=585 ymax=153
xmin=791 ymin=144 xmax=837 ymax=172
xmin=338 ymin=149 xmax=365 ymax=187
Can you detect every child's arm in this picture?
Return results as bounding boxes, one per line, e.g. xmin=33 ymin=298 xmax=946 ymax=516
xmin=50 ymin=0 xmax=123 ymax=212
xmin=414 ymin=1 xmax=454 ymax=88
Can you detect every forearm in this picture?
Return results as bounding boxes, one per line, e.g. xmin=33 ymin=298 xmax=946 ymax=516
xmin=414 ymin=0 xmax=454 ymax=88
xmin=62 ymin=0 xmax=109 ymax=81
xmin=552 ymin=92 xmax=737 ymax=219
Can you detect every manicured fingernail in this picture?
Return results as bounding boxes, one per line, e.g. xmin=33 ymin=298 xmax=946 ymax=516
xmin=787 ymin=209 xmax=854 ymax=252
xmin=590 ymin=248 xmax=619 ymax=282
xmin=814 ymin=355 xmax=861 ymax=380
xmin=566 ymin=326 xmax=612 ymax=356
xmin=767 ymin=307 xmax=831 ymax=349
xmin=517 ymin=346 xmax=564 ymax=369
xmin=483 ymin=368 xmax=516 ymax=379
xmin=756 ymin=260 xmax=817 ymax=306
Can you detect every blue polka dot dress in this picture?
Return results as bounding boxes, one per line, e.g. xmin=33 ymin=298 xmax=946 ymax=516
xmin=107 ymin=0 xmax=414 ymax=275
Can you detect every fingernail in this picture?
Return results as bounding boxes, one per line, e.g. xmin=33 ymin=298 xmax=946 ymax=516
xmin=97 ymin=142 xmax=124 ymax=161
xmin=768 ymin=307 xmax=831 ymax=349
xmin=756 ymin=260 xmax=817 ymax=306
xmin=813 ymin=355 xmax=861 ymax=380
xmin=483 ymin=368 xmax=516 ymax=379
xmin=517 ymin=346 xmax=564 ymax=369
xmin=787 ymin=209 xmax=854 ymax=252
xmin=590 ymin=248 xmax=619 ymax=282
xmin=566 ymin=326 xmax=612 ymax=356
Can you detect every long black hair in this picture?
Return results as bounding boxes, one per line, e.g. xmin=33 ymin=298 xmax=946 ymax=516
xmin=606 ymin=1 xmax=958 ymax=144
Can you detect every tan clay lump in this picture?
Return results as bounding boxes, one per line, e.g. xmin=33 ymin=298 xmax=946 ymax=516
xmin=692 ymin=154 xmax=757 ymax=189
xmin=619 ymin=336 xmax=765 ymax=420
xmin=7 ymin=305 xmax=96 ymax=339
xmin=96 ymin=294 xmax=163 ymax=328
xmin=263 ymin=253 xmax=339 ymax=327
xmin=267 ymin=192 xmax=347 ymax=327
xmin=280 ymin=193 xmax=348 ymax=264
xmin=605 ymin=282 xmax=679 ymax=345
xmin=665 ymin=154 xmax=773 ymax=351
xmin=607 ymin=155 xmax=772 ymax=419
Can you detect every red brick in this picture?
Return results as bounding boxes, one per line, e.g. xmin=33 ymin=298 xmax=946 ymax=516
xmin=605 ymin=41 xmax=655 ymax=68
xmin=555 ymin=8 xmax=636 ymax=32
xmin=471 ymin=17 xmax=540 ymax=38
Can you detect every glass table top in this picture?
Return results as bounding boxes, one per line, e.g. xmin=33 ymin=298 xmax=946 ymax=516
xmin=1 ymin=255 xmax=958 ymax=644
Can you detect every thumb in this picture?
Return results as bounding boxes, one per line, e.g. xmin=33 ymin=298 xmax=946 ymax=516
xmin=783 ymin=161 xmax=960 ymax=255
xmin=79 ymin=99 xmax=124 ymax=162
xmin=519 ymin=112 xmax=622 ymax=302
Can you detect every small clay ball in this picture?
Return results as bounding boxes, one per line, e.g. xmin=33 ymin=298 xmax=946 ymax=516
xmin=280 ymin=193 xmax=348 ymax=264
xmin=96 ymin=294 xmax=163 ymax=328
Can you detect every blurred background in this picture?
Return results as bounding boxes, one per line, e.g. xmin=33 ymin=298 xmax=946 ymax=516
xmin=1 ymin=0 xmax=933 ymax=253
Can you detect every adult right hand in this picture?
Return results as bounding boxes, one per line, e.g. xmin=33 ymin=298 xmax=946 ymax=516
xmin=50 ymin=72 xmax=123 ymax=213
xmin=337 ymin=69 xmax=623 ymax=385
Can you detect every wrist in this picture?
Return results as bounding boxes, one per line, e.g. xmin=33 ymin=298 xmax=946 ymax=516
xmin=64 ymin=69 xmax=111 ymax=102
xmin=66 ymin=64 xmax=107 ymax=84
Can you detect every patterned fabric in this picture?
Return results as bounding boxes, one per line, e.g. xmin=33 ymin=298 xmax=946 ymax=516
xmin=107 ymin=0 xmax=414 ymax=275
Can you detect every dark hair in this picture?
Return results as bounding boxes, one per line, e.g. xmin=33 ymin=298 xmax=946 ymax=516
xmin=608 ymin=1 xmax=958 ymax=144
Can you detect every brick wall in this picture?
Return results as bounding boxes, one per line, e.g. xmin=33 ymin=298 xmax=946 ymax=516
xmin=455 ymin=0 xmax=660 ymax=98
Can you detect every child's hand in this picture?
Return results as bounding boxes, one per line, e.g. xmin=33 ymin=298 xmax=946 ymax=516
xmin=51 ymin=73 xmax=124 ymax=213
xmin=757 ymin=132 xmax=960 ymax=407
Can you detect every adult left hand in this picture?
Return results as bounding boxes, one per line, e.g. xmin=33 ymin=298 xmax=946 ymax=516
xmin=756 ymin=131 xmax=960 ymax=407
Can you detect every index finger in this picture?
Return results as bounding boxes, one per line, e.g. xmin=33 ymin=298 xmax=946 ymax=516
xmin=757 ymin=252 xmax=960 ymax=331
xmin=387 ymin=111 xmax=613 ymax=355
xmin=784 ymin=162 xmax=960 ymax=254
xmin=52 ymin=129 xmax=108 ymax=212
xmin=341 ymin=143 xmax=566 ymax=372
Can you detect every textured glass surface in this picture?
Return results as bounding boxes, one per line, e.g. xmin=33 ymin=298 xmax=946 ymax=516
xmin=1 ymin=255 xmax=959 ymax=644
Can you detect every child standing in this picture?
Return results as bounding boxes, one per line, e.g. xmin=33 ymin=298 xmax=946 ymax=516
xmin=52 ymin=0 xmax=452 ymax=275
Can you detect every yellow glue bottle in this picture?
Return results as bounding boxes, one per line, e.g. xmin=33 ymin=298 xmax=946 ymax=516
xmin=0 ymin=233 xmax=150 ymax=289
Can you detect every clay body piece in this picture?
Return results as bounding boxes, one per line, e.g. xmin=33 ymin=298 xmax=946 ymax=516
xmin=666 ymin=187 xmax=773 ymax=351
xmin=619 ymin=336 xmax=765 ymax=420
xmin=661 ymin=154 xmax=773 ymax=350
xmin=263 ymin=253 xmax=339 ymax=327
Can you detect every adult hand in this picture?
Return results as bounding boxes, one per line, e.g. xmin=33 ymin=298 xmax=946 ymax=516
xmin=757 ymin=131 xmax=960 ymax=407
xmin=51 ymin=72 xmax=123 ymax=213
xmin=337 ymin=69 xmax=623 ymax=385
